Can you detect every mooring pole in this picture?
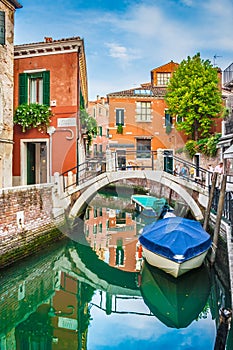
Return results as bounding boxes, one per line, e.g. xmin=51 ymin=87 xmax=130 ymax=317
xmin=203 ymin=172 xmax=218 ymax=231
xmin=210 ymin=174 xmax=227 ymax=265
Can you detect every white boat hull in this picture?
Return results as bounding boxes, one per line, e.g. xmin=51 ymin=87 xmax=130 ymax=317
xmin=143 ymin=247 xmax=209 ymax=278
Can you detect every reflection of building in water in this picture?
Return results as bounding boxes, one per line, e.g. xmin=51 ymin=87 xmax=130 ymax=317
xmin=14 ymin=271 xmax=92 ymax=349
xmin=84 ymin=205 xmax=109 ymax=251
xmin=0 ymin=245 xmax=93 ymax=350
xmin=84 ymin=204 xmax=139 ymax=272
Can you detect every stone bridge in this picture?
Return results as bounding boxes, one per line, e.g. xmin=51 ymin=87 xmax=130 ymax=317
xmin=61 ymin=169 xmax=208 ymax=221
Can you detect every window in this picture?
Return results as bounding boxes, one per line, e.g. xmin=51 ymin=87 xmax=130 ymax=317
xmin=0 ymin=11 xmax=5 ymax=45
xmin=136 ymin=138 xmax=151 ymax=158
xmin=99 ymin=144 xmax=103 ymax=155
xmin=98 ymin=126 xmax=102 ymax=136
xmin=165 ymin=110 xmax=173 ymax=127
xmin=136 ymin=102 xmax=151 ymax=122
xmin=157 ymin=72 xmax=171 ymax=86
xmin=99 ymin=223 xmax=102 ymax=233
xmin=85 ymin=208 xmax=90 ymax=220
xmin=116 ymin=109 xmax=124 ymax=125
xmin=94 ymin=208 xmax=98 ymax=218
xmin=176 ymin=115 xmax=183 ymax=123
xmin=19 ymin=71 xmax=50 ymax=105
xmin=93 ymin=144 xmax=97 ymax=156
xmin=134 ymin=89 xmax=152 ymax=96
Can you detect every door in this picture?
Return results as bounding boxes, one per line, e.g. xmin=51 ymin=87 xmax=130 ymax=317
xmin=163 ymin=150 xmax=173 ymax=174
xmin=27 ymin=143 xmax=36 ymax=184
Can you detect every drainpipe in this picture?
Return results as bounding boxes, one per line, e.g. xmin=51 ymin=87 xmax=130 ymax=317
xmin=76 ymin=45 xmax=81 ymax=185
xmin=47 ymin=126 xmax=56 ymax=182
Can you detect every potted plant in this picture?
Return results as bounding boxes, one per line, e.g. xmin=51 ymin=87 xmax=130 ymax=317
xmin=117 ymin=124 xmax=123 ymax=134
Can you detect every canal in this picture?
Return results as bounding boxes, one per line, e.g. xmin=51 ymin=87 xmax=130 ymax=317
xmin=0 ymin=189 xmax=232 ymax=349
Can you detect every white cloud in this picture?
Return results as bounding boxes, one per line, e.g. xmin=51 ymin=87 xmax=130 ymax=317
xmin=106 ymin=43 xmax=128 ymax=59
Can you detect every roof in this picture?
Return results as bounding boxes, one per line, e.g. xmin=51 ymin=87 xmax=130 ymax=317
xmin=7 ymin=0 xmax=22 ymax=8
xmin=151 ymin=60 xmax=179 ymax=72
xmin=107 ymin=84 xmax=167 ymax=98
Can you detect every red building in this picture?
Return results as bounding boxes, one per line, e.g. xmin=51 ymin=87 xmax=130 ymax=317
xmin=13 ymin=37 xmax=88 ymax=186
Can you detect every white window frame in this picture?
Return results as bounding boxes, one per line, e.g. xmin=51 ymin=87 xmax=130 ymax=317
xmin=136 ymin=102 xmax=151 ymax=122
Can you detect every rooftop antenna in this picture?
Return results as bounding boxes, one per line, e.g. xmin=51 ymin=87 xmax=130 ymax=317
xmin=213 ymin=54 xmax=222 ymax=67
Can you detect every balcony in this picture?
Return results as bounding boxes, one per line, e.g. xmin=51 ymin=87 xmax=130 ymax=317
xmin=223 ymin=62 xmax=233 ymax=88
xmin=225 ymin=121 xmax=233 ymax=135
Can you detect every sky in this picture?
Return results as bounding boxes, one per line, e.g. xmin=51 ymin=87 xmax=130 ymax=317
xmin=14 ymin=0 xmax=233 ymax=101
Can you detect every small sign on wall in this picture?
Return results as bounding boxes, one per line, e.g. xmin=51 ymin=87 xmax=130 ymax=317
xmin=57 ymin=118 xmax=77 ymax=127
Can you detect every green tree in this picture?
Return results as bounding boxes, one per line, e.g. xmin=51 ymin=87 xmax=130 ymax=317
xmin=165 ymin=53 xmax=223 ymax=141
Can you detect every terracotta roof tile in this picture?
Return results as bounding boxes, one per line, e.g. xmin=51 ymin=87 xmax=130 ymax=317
xmin=107 ymin=84 xmax=167 ymax=98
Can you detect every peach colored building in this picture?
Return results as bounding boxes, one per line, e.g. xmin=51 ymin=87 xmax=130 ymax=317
xmin=107 ymin=61 xmax=185 ymax=166
xmin=13 ymin=37 xmax=88 ymax=185
xmin=107 ymin=61 xmax=223 ymax=170
xmin=87 ymin=96 xmax=109 ymax=158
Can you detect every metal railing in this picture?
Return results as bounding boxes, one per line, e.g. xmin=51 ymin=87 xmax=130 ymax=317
xmin=60 ymin=157 xmax=106 ymax=191
xmin=60 ymin=150 xmax=233 ymax=238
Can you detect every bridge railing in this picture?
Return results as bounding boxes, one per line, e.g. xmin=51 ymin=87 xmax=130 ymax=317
xmin=60 ymin=157 xmax=106 ymax=191
xmin=114 ymin=150 xmax=158 ymax=171
xmin=60 ymin=150 xmax=233 ymax=238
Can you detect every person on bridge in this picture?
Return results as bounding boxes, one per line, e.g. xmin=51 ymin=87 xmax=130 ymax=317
xmin=206 ymin=164 xmax=214 ymax=187
xmin=214 ymin=161 xmax=224 ymax=188
xmin=174 ymin=163 xmax=181 ymax=176
xmin=179 ymin=164 xmax=189 ymax=178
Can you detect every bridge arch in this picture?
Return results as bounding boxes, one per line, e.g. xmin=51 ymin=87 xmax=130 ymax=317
xmin=69 ymin=170 xmax=204 ymax=221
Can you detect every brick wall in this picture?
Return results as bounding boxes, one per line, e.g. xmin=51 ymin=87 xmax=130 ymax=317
xmin=0 ymin=184 xmax=65 ymax=266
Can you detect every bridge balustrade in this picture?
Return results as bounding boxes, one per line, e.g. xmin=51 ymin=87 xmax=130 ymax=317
xmin=60 ymin=150 xmax=233 ymax=239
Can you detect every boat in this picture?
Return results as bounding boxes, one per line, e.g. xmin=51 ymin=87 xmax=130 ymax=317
xmin=140 ymin=261 xmax=211 ymax=328
xmin=131 ymin=194 xmax=173 ymax=219
xmin=138 ymin=217 xmax=212 ymax=278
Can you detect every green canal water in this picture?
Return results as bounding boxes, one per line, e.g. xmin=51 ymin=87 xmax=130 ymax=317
xmin=0 ymin=192 xmax=232 ymax=349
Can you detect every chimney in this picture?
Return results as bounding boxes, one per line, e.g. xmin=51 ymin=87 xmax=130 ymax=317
xmin=44 ymin=37 xmax=53 ymax=43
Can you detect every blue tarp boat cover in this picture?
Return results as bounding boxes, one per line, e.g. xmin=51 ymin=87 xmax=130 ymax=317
xmin=139 ymin=217 xmax=212 ymax=262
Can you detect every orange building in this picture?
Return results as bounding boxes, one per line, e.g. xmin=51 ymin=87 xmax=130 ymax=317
xmin=107 ymin=61 xmax=186 ymax=166
xmin=13 ymin=37 xmax=88 ymax=186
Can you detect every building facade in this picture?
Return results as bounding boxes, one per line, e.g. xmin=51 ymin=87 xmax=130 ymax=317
xmin=219 ymin=63 xmax=233 ymax=173
xmin=87 ymin=96 xmax=109 ymax=158
xmin=13 ymin=36 xmax=88 ymax=186
xmin=107 ymin=61 xmax=187 ymax=168
xmin=0 ymin=0 xmax=22 ymax=188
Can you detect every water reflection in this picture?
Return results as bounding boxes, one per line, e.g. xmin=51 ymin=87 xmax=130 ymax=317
xmin=140 ymin=262 xmax=210 ymax=328
xmin=0 ymin=193 xmax=232 ymax=349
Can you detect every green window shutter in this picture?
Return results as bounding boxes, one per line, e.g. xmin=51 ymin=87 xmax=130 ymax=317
xmin=43 ymin=71 xmax=50 ymax=106
xmin=0 ymin=11 xmax=5 ymax=45
xmin=165 ymin=111 xmax=172 ymax=126
xmin=19 ymin=73 xmax=28 ymax=104
xmin=80 ymin=90 xmax=85 ymax=109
